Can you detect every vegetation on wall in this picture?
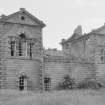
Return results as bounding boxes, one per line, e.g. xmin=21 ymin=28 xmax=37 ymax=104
xmin=56 ymin=75 xmax=75 ymax=90
xmin=77 ymin=79 xmax=102 ymax=90
xmin=56 ymin=75 xmax=102 ymax=90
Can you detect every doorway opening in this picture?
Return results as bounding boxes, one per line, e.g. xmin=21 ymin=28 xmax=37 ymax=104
xmin=19 ymin=75 xmax=27 ymax=91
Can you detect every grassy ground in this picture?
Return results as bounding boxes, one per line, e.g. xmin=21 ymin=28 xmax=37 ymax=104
xmin=1 ymin=89 xmax=105 ymax=105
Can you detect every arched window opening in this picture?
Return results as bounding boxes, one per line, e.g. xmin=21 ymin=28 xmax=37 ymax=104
xmin=44 ymin=77 xmax=51 ymax=91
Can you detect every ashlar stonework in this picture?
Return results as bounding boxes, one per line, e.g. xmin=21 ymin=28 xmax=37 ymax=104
xmin=0 ymin=8 xmax=105 ymax=91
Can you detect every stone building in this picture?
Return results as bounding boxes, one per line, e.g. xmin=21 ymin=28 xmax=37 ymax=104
xmin=0 ymin=8 xmax=105 ymax=91
xmin=0 ymin=8 xmax=45 ymax=91
xmin=61 ymin=24 xmax=105 ymax=86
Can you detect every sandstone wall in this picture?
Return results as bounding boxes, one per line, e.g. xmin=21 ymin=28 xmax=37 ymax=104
xmin=44 ymin=55 xmax=95 ymax=90
xmin=44 ymin=56 xmax=71 ymax=89
xmin=5 ymin=58 xmax=42 ymax=90
xmin=70 ymin=62 xmax=96 ymax=83
xmin=0 ymin=21 xmax=43 ymax=90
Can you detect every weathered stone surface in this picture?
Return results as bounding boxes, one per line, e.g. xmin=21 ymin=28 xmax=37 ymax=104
xmin=0 ymin=8 xmax=45 ymax=91
xmin=1 ymin=8 xmax=105 ymax=91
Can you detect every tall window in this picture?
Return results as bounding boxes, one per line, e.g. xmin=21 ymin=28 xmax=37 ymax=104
xmin=18 ymin=33 xmax=26 ymax=56
xmin=19 ymin=41 xmax=22 ymax=56
xmin=10 ymin=41 xmax=15 ymax=56
xmin=29 ymin=43 xmax=32 ymax=59
xmin=44 ymin=77 xmax=51 ymax=91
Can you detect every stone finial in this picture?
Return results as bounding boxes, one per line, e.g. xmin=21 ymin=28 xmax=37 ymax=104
xmin=73 ymin=25 xmax=82 ymax=35
xmin=20 ymin=8 xmax=26 ymax=11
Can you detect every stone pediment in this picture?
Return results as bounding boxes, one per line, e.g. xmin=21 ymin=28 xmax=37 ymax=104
xmin=0 ymin=8 xmax=45 ymax=27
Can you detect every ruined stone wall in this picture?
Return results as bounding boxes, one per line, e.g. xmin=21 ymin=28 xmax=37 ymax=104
xmin=62 ymin=33 xmax=105 ymax=86
xmin=62 ymin=34 xmax=97 ymax=60
xmin=44 ymin=56 xmax=72 ymax=90
xmin=85 ymin=34 xmax=97 ymax=60
xmin=70 ymin=40 xmax=85 ymax=58
xmin=93 ymin=35 xmax=105 ymax=85
xmin=70 ymin=61 xmax=96 ymax=83
xmin=44 ymin=54 xmax=95 ymax=90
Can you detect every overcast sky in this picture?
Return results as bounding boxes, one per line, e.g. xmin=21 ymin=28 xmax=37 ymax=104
xmin=0 ymin=0 xmax=105 ymax=49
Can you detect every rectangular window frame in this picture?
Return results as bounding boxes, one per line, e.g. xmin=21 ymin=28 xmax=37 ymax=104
xmin=10 ymin=41 xmax=15 ymax=56
xmin=18 ymin=41 xmax=22 ymax=56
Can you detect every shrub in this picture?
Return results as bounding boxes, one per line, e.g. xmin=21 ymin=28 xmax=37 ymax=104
xmin=77 ymin=79 xmax=102 ymax=90
xmin=56 ymin=75 xmax=75 ymax=90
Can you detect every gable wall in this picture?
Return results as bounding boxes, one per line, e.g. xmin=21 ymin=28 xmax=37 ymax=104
xmin=4 ymin=12 xmax=40 ymax=26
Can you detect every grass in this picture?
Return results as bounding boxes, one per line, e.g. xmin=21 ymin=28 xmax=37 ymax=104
xmin=0 ymin=89 xmax=105 ymax=105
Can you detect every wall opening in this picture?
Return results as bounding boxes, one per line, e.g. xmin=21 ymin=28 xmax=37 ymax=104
xmin=19 ymin=75 xmax=27 ymax=91
xmin=44 ymin=77 xmax=51 ymax=91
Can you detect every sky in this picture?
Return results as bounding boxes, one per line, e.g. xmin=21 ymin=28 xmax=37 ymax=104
xmin=0 ymin=0 xmax=105 ymax=49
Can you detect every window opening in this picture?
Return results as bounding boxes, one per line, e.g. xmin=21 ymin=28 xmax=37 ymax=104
xmin=44 ymin=77 xmax=51 ymax=91
xmin=10 ymin=41 xmax=15 ymax=56
xmin=19 ymin=33 xmax=26 ymax=39
xmin=21 ymin=16 xmax=25 ymax=21
xmin=29 ymin=43 xmax=32 ymax=59
xmin=19 ymin=75 xmax=25 ymax=91
xmin=19 ymin=41 xmax=22 ymax=56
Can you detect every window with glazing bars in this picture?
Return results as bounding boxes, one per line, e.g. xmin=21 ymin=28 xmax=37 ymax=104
xmin=44 ymin=77 xmax=51 ymax=91
xmin=18 ymin=41 xmax=22 ymax=56
xmin=19 ymin=75 xmax=24 ymax=91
